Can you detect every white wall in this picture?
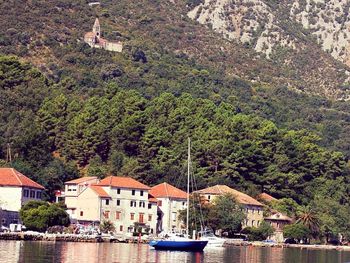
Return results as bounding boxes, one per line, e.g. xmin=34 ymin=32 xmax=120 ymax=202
xmin=0 ymin=186 xmax=42 ymax=212
xmin=158 ymin=197 xmax=186 ymax=233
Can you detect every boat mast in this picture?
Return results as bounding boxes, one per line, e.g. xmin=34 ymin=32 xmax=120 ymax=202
xmin=186 ymin=137 xmax=190 ymax=238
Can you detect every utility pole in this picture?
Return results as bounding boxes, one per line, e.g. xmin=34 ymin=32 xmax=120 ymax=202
xmin=6 ymin=143 xmax=12 ymax=163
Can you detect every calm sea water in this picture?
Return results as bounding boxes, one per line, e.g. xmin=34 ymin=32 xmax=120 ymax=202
xmin=1 ymin=241 xmax=350 ymax=263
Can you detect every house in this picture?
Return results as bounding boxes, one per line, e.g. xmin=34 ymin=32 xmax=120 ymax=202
xmin=264 ymin=211 xmax=292 ymax=242
xmin=149 ymin=182 xmax=187 ymax=234
xmin=64 ymin=176 xmax=100 ymax=220
xmin=84 ymin=18 xmax=123 ymax=52
xmin=0 ymin=168 xmax=44 ymax=226
xmin=64 ymin=176 xmax=158 ymax=234
xmin=195 ymin=185 xmax=264 ymax=228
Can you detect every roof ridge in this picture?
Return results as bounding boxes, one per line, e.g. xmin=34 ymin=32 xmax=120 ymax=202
xmin=164 ymin=182 xmax=169 ymax=198
xmin=12 ymin=168 xmax=23 ymax=186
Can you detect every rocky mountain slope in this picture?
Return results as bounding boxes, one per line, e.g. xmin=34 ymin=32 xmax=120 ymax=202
xmin=0 ymin=0 xmax=349 ymax=99
xmin=188 ymin=0 xmax=350 ymax=99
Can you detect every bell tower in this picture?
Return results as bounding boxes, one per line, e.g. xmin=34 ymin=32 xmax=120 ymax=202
xmin=92 ymin=18 xmax=101 ymax=38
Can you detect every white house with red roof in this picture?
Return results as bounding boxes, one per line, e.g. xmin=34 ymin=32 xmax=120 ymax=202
xmin=149 ymin=182 xmax=187 ymax=234
xmin=64 ymin=176 xmax=158 ymax=234
xmin=0 ymin=168 xmax=44 ymax=226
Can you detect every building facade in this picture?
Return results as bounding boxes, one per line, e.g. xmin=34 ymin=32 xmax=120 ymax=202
xmin=149 ymin=182 xmax=187 ymax=233
xmin=64 ymin=176 xmax=158 ymax=234
xmin=195 ymin=185 xmax=264 ymax=228
xmin=0 ymin=168 xmax=44 ymax=226
xmin=84 ymin=18 xmax=123 ymax=52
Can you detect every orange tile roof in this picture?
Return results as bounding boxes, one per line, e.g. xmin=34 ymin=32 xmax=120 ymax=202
xmin=257 ymin=192 xmax=278 ymax=203
xmin=65 ymin=177 xmax=98 ymax=184
xmin=0 ymin=168 xmax=44 ymax=189
xmin=150 ymin=182 xmax=188 ymax=200
xmin=195 ymin=185 xmax=263 ymax=207
xmin=98 ymin=176 xmax=150 ymax=190
xmin=90 ymin=185 xmax=111 ymax=198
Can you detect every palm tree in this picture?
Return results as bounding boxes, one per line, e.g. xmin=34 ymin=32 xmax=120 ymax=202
xmin=296 ymin=206 xmax=320 ymax=239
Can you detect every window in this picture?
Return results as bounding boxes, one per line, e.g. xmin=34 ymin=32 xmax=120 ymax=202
xmin=105 ymin=199 xmax=110 ymax=205
xmin=172 ymin=212 xmax=177 ymax=222
xmin=132 ymin=190 xmax=135 ymax=196
xmin=208 ymin=195 xmax=211 ymax=200
xmin=148 ymin=214 xmax=152 ymax=221
xmin=36 ymin=191 xmax=41 ymax=199
xmin=30 ymin=190 xmax=35 ymax=198
xmin=104 ymin=211 xmax=110 ymax=219
xmin=117 ymin=188 xmax=121 ymax=194
xmin=130 ymin=201 xmax=136 ymax=207
xmin=182 ymin=202 xmax=185 ymax=206
xmin=130 ymin=213 xmax=135 ymax=220
xmin=252 ymin=220 xmax=255 ymax=227
xmin=23 ymin=189 xmax=29 ymax=197
xmin=120 ymin=225 xmax=123 ymax=232
xmin=139 ymin=213 xmax=144 ymax=223
xmin=116 ymin=211 xmax=121 ymax=220
xmin=139 ymin=201 xmax=145 ymax=208
xmin=116 ymin=200 xmax=120 ymax=206
xmin=80 ymin=211 xmax=84 ymax=216
xmin=140 ymin=190 xmax=144 ymax=196
xmin=148 ymin=203 xmax=152 ymax=209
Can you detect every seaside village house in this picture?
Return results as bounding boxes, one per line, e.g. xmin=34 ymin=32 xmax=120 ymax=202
xmin=0 ymin=168 xmax=44 ymax=227
xmin=195 ymin=185 xmax=264 ymax=228
xmin=258 ymin=192 xmax=292 ymax=242
xmin=84 ymin=18 xmax=123 ymax=52
xmin=149 ymin=182 xmax=187 ymax=234
xmin=64 ymin=176 xmax=157 ymax=234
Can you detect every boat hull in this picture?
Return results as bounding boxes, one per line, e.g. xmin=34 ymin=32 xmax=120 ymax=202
xmin=149 ymin=240 xmax=208 ymax=251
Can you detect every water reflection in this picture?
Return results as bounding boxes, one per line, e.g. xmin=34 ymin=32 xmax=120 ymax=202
xmin=1 ymin=240 xmax=350 ymax=263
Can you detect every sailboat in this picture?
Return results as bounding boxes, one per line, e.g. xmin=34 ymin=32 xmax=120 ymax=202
xmin=149 ymin=138 xmax=208 ymax=251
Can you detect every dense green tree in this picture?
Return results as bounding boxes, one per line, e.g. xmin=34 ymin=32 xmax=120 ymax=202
xmin=208 ymin=194 xmax=246 ymax=235
xmin=20 ymin=201 xmax=70 ymax=232
xmin=283 ymin=223 xmax=310 ymax=242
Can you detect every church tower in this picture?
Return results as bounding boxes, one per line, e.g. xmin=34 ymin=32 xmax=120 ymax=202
xmin=92 ymin=18 xmax=101 ymax=38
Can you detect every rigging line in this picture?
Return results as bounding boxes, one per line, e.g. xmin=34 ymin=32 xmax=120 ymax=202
xmin=189 ymin=148 xmax=206 ymax=232
xmin=192 ymin=169 xmax=206 ymax=230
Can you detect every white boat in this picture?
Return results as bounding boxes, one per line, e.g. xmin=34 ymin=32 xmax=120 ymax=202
xmin=149 ymin=138 xmax=208 ymax=251
xmin=199 ymin=229 xmax=226 ymax=247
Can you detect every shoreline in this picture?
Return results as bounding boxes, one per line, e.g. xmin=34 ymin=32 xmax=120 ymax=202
xmin=224 ymin=240 xmax=350 ymax=251
xmin=2 ymin=233 xmax=350 ymax=251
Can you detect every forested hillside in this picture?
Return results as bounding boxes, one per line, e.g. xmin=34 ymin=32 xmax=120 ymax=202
xmin=0 ymin=56 xmax=349 ymax=208
xmin=0 ymin=0 xmax=349 ymax=209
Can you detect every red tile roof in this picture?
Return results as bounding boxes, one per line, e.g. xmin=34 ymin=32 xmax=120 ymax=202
xmin=195 ymin=185 xmax=263 ymax=207
xmin=65 ymin=177 xmax=98 ymax=184
xmin=98 ymin=176 xmax=150 ymax=190
xmin=257 ymin=192 xmax=278 ymax=203
xmin=90 ymin=185 xmax=111 ymax=198
xmin=150 ymin=182 xmax=188 ymax=200
xmin=0 ymin=168 xmax=44 ymax=189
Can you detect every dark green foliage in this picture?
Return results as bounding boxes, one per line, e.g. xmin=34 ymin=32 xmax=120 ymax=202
xmin=208 ymin=194 xmax=246 ymax=235
xmin=241 ymin=221 xmax=274 ymax=241
xmin=100 ymin=220 xmax=115 ymax=233
xmin=283 ymin=223 xmax=310 ymax=241
xmin=20 ymin=201 xmax=70 ymax=232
